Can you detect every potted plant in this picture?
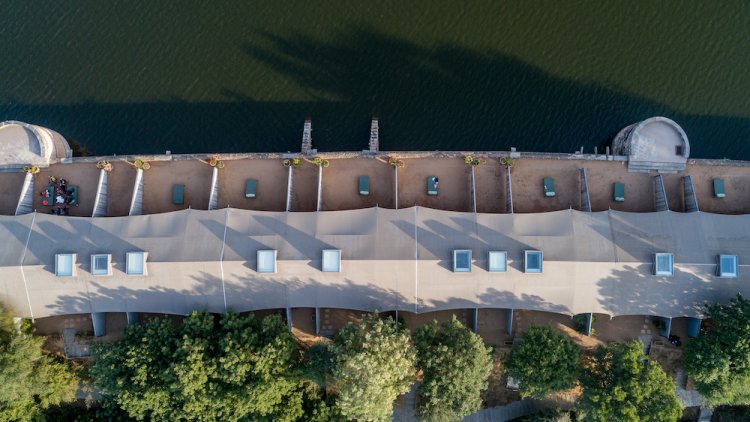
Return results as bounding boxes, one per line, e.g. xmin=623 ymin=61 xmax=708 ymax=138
xmin=21 ymin=165 xmax=40 ymax=174
xmin=388 ymin=157 xmax=404 ymax=168
xmin=96 ymin=161 xmax=113 ymax=171
xmin=134 ymin=159 xmax=151 ymax=170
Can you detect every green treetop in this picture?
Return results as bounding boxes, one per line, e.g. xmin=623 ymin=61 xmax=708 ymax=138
xmin=329 ymin=313 xmax=416 ymax=422
xmin=505 ymin=325 xmax=580 ymax=398
xmin=579 ymin=341 xmax=681 ymax=422
xmin=90 ymin=311 xmax=307 ymax=422
xmin=684 ymin=294 xmax=750 ymax=406
xmin=412 ymin=316 xmax=493 ymax=421
xmin=0 ymin=304 xmax=78 ymax=422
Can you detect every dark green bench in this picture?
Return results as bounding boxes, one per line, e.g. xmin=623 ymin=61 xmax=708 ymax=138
xmin=172 ymin=184 xmax=185 ymax=205
xmin=245 ymin=179 xmax=257 ymax=199
xmin=713 ymin=179 xmax=725 ymax=198
xmin=358 ymin=176 xmax=369 ymax=196
xmin=543 ymin=178 xmax=555 ymax=197
xmin=613 ymin=182 xmax=625 ymax=202
xmin=427 ymin=176 xmax=438 ymax=196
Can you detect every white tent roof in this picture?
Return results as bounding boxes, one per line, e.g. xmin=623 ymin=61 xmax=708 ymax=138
xmin=1 ymin=207 xmax=748 ymax=319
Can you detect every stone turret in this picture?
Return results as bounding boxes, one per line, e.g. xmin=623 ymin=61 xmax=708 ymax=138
xmin=613 ymin=117 xmax=689 ymax=173
xmin=0 ymin=121 xmax=71 ymax=169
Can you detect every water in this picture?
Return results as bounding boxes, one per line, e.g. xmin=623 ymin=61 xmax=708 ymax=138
xmin=0 ymin=1 xmax=749 ymax=158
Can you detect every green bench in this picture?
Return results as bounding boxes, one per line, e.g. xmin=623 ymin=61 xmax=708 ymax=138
xmin=713 ymin=179 xmax=725 ymax=198
xmin=613 ymin=182 xmax=625 ymax=202
xmin=245 ymin=179 xmax=257 ymax=198
xmin=172 ymin=184 xmax=185 ymax=205
xmin=358 ymin=176 xmax=369 ymax=196
xmin=427 ymin=176 xmax=438 ymax=196
xmin=543 ymin=178 xmax=555 ymax=197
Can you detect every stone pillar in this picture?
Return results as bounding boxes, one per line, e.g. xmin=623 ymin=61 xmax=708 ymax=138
xmin=506 ymin=309 xmax=514 ymax=336
xmin=91 ymin=312 xmax=107 ymax=337
xmin=315 ymin=307 xmax=321 ymax=335
xmin=126 ymin=312 xmax=139 ymax=326
xmin=286 ymin=307 xmax=293 ymax=332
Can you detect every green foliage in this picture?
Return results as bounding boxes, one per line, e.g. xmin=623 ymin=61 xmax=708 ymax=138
xmin=90 ymin=311 xmax=309 ymax=422
xmin=684 ymin=294 xmax=750 ymax=406
xmin=0 ymin=305 xmax=78 ymax=422
xmin=329 ymin=313 xmax=416 ymax=422
xmin=412 ymin=316 xmax=493 ymax=421
xmin=579 ymin=341 xmax=681 ymax=422
xmin=505 ymin=326 xmax=580 ymax=398
xmin=518 ymin=408 xmax=574 ymax=422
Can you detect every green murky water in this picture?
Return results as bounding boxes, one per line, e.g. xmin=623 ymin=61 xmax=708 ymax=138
xmin=0 ymin=1 xmax=748 ymax=157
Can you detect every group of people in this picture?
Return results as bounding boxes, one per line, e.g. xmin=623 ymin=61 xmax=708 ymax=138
xmin=40 ymin=176 xmax=74 ymax=213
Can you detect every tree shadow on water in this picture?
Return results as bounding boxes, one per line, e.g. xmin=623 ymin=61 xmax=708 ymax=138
xmin=2 ymin=27 xmax=749 ymax=158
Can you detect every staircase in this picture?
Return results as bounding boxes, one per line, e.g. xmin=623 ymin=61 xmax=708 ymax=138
xmin=301 ymin=120 xmax=313 ymax=154
xmin=15 ymin=173 xmax=34 ymax=216
xmin=91 ymin=170 xmax=108 ymax=217
xmin=653 ymin=174 xmax=669 ymax=211
xmin=683 ymin=175 xmax=699 ymax=213
xmin=128 ymin=169 xmax=144 ymax=216
xmin=368 ymin=118 xmax=379 ymax=152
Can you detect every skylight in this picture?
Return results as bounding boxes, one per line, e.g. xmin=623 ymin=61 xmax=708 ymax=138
xmin=322 ymin=249 xmax=341 ymax=272
xmin=488 ymin=251 xmax=507 ymax=272
xmin=718 ymin=255 xmax=738 ymax=278
xmin=654 ymin=253 xmax=674 ymax=276
xmin=453 ymin=250 xmax=472 ymax=272
xmin=90 ymin=254 xmax=111 ymax=276
xmin=524 ymin=250 xmax=543 ymax=273
xmin=55 ymin=253 xmax=75 ymax=277
xmin=126 ymin=252 xmax=147 ymax=276
xmin=257 ymin=250 xmax=277 ymax=273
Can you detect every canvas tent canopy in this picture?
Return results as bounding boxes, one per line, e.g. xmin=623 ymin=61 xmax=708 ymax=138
xmin=0 ymin=207 xmax=748 ymax=320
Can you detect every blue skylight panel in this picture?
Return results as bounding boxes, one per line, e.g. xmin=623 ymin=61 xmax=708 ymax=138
xmin=488 ymin=251 xmax=507 ymax=272
xmin=719 ymin=255 xmax=738 ymax=278
xmin=91 ymin=254 xmax=111 ymax=276
xmin=257 ymin=250 xmax=277 ymax=273
xmin=126 ymin=252 xmax=146 ymax=275
xmin=453 ymin=250 xmax=472 ymax=272
xmin=55 ymin=254 xmax=75 ymax=277
xmin=322 ymin=249 xmax=341 ymax=272
xmin=654 ymin=253 xmax=674 ymax=276
xmin=524 ymin=250 xmax=543 ymax=273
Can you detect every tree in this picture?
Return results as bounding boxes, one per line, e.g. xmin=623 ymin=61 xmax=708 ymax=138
xmin=412 ymin=316 xmax=493 ymax=421
xmin=0 ymin=304 xmax=78 ymax=422
xmin=90 ymin=311 xmax=309 ymax=421
xmin=684 ymin=294 xmax=750 ymax=406
xmin=579 ymin=341 xmax=681 ymax=422
xmin=504 ymin=326 xmax=580 ymax=398
xmin=329 ymin=313 xmax=416 ymax=421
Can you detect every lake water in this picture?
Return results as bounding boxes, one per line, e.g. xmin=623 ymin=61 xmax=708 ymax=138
xmin=1 ymin=1 xmax=749 ymax=158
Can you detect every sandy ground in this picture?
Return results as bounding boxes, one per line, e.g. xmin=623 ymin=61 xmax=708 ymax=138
xmin=0 ymin=172 xmax=25 ymax=215
xmin=106 ymin=163 xmax=137 ymax=216
xmin=321 ymin=157 xmax=395 ymax=210
xmin=318 ymin=308 xmax=365 ymax=337
xmin=474 ymin=160 xmax=506 ymax=213
xmin=482 ymin=347 xmax=522 ymax=407
xmin=142 ymin=160 xmax=213 ymax=214
xmin=510 ymin=159 xmax=581 ymax=213
xmin=590 ymin=314 xmax=652 ymax=344
xmin=216 ymin=158 xmax=288 ymax=211
xmin=683 ymin=163 xmax=750 ymax=214
xmin=398 ymin=158 xmax=472 ymax=211
xmin=290 ymin=161 xmax=319 ymax=212
xmin=34 ymin=163 xmax=101 ymax=217
xmin=476 ymin=308 xmax=512 ymax=346
xmin=585 ymin=160 xmax=656 ymax=212
xmin=34 ymin=312 xmax=127 ymax=343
